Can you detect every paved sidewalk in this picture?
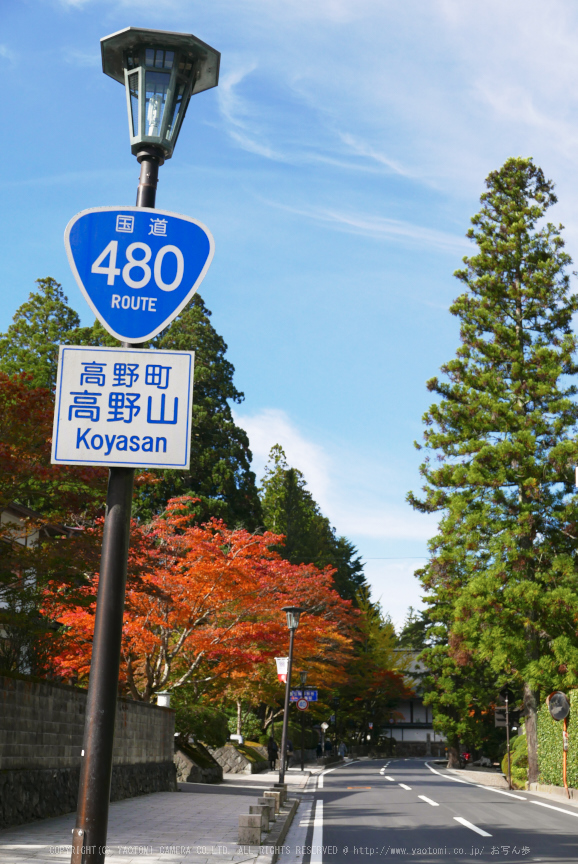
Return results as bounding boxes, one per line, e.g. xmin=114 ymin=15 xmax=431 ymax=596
xmin=0 ymin=780 xmax=304 ymax=864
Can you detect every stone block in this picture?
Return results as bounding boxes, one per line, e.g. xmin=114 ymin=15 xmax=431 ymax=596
xmin=238 ymin=813 xmax=261 ymax=845
xmin=249 ymin=804 xmax=270 ymax=831
xmin=263 ymin=790 xmax=281 ymax=813
xmin=273 ymin=782 xmax=287 ymax=804
xmin=257 ymin=797 xmax=275 ymax=822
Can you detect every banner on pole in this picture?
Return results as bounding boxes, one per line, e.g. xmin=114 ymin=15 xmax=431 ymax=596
xmin=275 ymin=657 xmax=288 ymax=683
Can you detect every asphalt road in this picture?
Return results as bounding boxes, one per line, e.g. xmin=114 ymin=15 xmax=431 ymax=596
xmin=301 ymin=757 xmax=578 ymax=864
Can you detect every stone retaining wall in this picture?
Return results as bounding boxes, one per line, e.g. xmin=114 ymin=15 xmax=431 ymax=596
xmin=208 ymin=743 xmax=269 ymax=774
xmin=0 ymin=674 xmax=176 ymax=828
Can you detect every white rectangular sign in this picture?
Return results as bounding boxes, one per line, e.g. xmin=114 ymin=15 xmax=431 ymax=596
xmin=51 ymin=346 xmax=194 ymax=469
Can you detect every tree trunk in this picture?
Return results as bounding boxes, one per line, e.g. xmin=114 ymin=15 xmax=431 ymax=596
xmin=447 ymin=741 xmax=460 ymax=769
xmin=524 ymin=682 xmax=539 ymax=784
xmin=236 ymin=700 xmax=242 ymax=737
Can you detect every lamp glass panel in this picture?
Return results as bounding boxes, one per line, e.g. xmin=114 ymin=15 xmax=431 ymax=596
xmin=285 ymin=609 xmax=301 ymax=629
xmin=128 ymin=71 xmax=139 ymax=137
xmin=126 ymin=52 xmax=139 ymax=71
xmin=166 ymin=79 xmax=185 ymax=141
xmin=145 ymin=70 xmax=170 ymax=137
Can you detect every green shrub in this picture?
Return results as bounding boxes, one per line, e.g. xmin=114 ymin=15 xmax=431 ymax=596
xmin=173 ymin=702 xmax=229 ymax=748
xmin=501 ymin=734 xmax=528 ymax=790
xmin=537 ymin=690 xmax=578 ymax=788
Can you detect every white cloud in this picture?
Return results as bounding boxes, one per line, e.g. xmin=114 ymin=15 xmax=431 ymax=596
xmin=235 ymin=407 xmax=331 ymax=503
xmin=0 ymin=45 xmax=16 ymax=62
xmin=64 ymin=48 xmax=100 ymax=67
xmin=235 ymin=407 xmax=437 ymax=543
xmin=261 ymin=199 xmax=469 ymax=253
xmin=363 ymin=559 xmax=426 ymax=631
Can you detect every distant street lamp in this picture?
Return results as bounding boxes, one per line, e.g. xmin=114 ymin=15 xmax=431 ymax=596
xmin=279 ymin=606 xmax=304 ymax=785
xmin=70 ymin=27 xmax=219 ymax=864
xmin=300 ymin=670 xmax=308 ymax=771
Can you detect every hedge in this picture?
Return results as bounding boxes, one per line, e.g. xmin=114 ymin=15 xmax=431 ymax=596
xmin=501 ymin=734 xmax=528 ymax=790
xmin=537 ymin=689 xmax=578 ymax=788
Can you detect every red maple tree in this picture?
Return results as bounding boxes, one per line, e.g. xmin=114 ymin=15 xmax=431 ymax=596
xmin=45 ymin=497 xmax=354 ymax=701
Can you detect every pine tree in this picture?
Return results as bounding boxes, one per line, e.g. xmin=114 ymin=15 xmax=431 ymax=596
xmin=409 ymin=158 xmax=578 ymax=781
xmin=260 ymin=444 xmax=367 ymax=601
xmin=131 ymin=294 xmax=262 ymax=528
xmin=0 ymin=278 xmax=81 ymax=389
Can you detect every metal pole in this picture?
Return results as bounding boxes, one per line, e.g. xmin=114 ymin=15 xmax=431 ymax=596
xmin=301 ymin=697 xmax=305 ymax=772
xmin=71 ymin=157 xmax=160 ymax=864
xmin=279 ymin=628 xmax=295 ymax=785
xmin=506 ymin=695 xmax=511 ymax=790
xmin=136 ymin=147 xmax=163 ymax=208
xmin=563 ymin=717 xmax=569 ymax=798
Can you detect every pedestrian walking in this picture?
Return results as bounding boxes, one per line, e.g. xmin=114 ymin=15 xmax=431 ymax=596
xmin=267 ymin=736 xmax=278 ymax=770
xmin=285 ymin=738 xmax=294 ymax=770
xmin=338 ymin=740 xmax=347 ymax=758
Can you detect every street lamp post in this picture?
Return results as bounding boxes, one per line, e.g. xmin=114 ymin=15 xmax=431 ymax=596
xmin=70 ymin=28 xmax=219 ymax=864
xmin=279 ymin=606 xmax=304 ymax=785
xmin=300 ymin=670 xmax=308 ymax=771
xmin=333 ymin=696 xmax=340 ymax=751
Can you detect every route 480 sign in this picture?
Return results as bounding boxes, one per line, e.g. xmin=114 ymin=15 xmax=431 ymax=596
xmin=65 ymin=206 xmax=214 ymax=343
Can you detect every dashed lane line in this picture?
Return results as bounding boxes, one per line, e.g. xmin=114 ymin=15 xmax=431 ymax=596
xmin=425 ymin=761 xmax=578 ymax=827
xmin=418 ymin=795 xmax=439 ymax=807
xmin=385 ymin=776 xmax=395 ymax=782
xmin=399 ymin=783 xmax=412 ymax=790
xmin=453 ymin=816 xmax=492 ymax=837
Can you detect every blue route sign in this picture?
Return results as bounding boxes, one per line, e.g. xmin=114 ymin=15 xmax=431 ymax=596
xmin=65 ymin=207 xmax=214 ymax=343
xmin=290 ymin=689 xmax=318 ymax=702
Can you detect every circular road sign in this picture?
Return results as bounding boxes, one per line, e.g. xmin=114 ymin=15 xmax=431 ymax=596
xmin=297 ymin=698 xmax=309 ymax=711
xmin=547 ymin=691 xmax=570 ymax=721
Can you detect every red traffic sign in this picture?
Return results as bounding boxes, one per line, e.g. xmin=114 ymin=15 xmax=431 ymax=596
xmin=297 ymin=698 xmax=309 ymax=711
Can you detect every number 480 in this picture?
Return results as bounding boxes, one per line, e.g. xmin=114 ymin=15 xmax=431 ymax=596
xmin=91 ymin=240 xmax=184 ymax=292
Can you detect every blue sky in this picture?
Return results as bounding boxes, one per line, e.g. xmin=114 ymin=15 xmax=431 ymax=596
xmin=3 ymin=0 xmax=578 ymax=625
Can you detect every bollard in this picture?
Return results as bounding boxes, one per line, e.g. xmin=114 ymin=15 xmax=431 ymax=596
xmin=257 ymin=797 xmax=275 ymax=822
xmin=238 ymin=814 xmax=261 ymax=845
xmin=249 ymin=804 xmax=270 ymax=831
xmin=263 ymin=790 xmax=281 ymax=814
xmin=273 ymin=782 xmax=287 ymax=804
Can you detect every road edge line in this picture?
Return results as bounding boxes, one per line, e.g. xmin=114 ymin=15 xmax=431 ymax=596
xmin=310 ymin=799 xmax=323 ymax=864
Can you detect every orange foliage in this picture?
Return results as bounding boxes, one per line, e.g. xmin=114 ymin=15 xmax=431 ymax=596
xmin=45 ymin=497 xmax=354 ymax=701
xmin=0 ymin=371 xmax=106 ymax=519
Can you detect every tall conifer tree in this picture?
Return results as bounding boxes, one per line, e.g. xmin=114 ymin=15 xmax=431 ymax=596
xmin=0 ymin=278 xmax=80 ymax=389
xmin=261 ymin=444 xmax=366 ymax=601
xmin=409 ymin=158 xmax=578 ymax=780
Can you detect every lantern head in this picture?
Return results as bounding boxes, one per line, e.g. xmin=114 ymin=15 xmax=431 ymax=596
xmin=282 ymin=605 xmax=304 ymax=631
xmin=101 ymin=27 xmax=220 ymax=160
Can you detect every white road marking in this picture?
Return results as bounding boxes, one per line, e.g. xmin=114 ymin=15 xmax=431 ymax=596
xmin=385 ymin=776 xmax=395 ymax=781
xmin=418 ymin=795 xmax=439 ymax=807
xmin=453 ymin=816 xmax=492 ymax=837
xmin=425 ymin=762 xmax=474 ymax=784
xmin=476 ymin=785 xmax=526 ymax=800
xmin=531 ymin=800 xmax=578 ymax=818
xmin=311 ymin=799 xmax=323 ymax=864
xmin=318 ymin=760 xmax=359 ymax=789
xmin=399 ymin=783 xmax=412 ymax=790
